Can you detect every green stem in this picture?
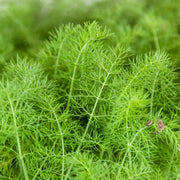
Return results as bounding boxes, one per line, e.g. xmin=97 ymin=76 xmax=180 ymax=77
xmin=32 ymin=139 xmax=58 ymax=180
xmin=116 ymin=126 xmax=148 ymax=179
xmin=7 ymin=93 xmax=29 ymax=180
xmin=54 ymin=38 xmax=65 ymax=77
xmin=125 ymin=108 xmax=132 ymax=172
xmin=44 ymin=100 xmax=65 ymax=180
xmin=64 ymin=60 xmax=115 ymax=180
xmin=66 ymin=42 xmax=89 ymax=114
xmin=150 ymin=71 xmax=159 ymax=116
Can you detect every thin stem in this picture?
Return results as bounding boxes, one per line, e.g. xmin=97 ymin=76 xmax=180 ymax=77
xmin=115 ymin=59 xmax=157 ymax=108
xmin=73 ymin=157 xmax=94 ymax=179
xmin=116 ymin=126 xmax=148 ymax=179
xmin=45 ymin=100 xmax=65 ymax=180
xmin=119 ymin=63 xmax=150 ymax=100
xmin=150 ymin=71 xmax=159 ymax=116
xmin=77 ymin=71 xmax=110 ymax=153
xmin=66 ymin=42 xmax=89 ymax=113
xmin=32 ymin=139 xmax=58 ymax=180
xmin=54 ymin=38 xmax=65 ymax=77
xmin=125 ymin=107 xmax=132 ymax=172
xmin=65 ymin=61 xmax=115 ymax=180
xmin=7 ymin=93 xmax=29 ymax=180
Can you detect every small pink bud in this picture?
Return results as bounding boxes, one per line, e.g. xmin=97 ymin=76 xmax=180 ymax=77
xmin=157 ymin=119 xmax=165 ymax=131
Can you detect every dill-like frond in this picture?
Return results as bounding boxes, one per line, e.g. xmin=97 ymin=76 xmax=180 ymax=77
xmin=0 ymin=5 xmax=179 ymax=178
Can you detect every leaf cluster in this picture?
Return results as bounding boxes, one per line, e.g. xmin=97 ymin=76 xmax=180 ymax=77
xmin=0 ymin=21 xmax=179 ymax=179
xmin=0 ymin=1 xmax=179 ymax=179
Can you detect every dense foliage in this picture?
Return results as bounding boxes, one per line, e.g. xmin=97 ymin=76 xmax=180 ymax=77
xmin=0 ymin=0 xmax=179 ymax=179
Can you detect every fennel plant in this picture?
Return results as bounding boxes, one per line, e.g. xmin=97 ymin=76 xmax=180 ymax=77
xmin=0 ymin=1 xmax=179 ymax=179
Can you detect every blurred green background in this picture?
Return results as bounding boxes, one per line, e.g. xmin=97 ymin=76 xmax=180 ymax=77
xmin=0 ymin=0 xmax=179 ymax=67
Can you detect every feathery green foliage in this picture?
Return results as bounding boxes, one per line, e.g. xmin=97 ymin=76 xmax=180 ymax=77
xmin=0 ymin=0 xmax=179 ymax=179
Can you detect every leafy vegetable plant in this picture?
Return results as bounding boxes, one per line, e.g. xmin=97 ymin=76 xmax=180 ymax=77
xmin=0 ymin=1 xmax=179 ymax=179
